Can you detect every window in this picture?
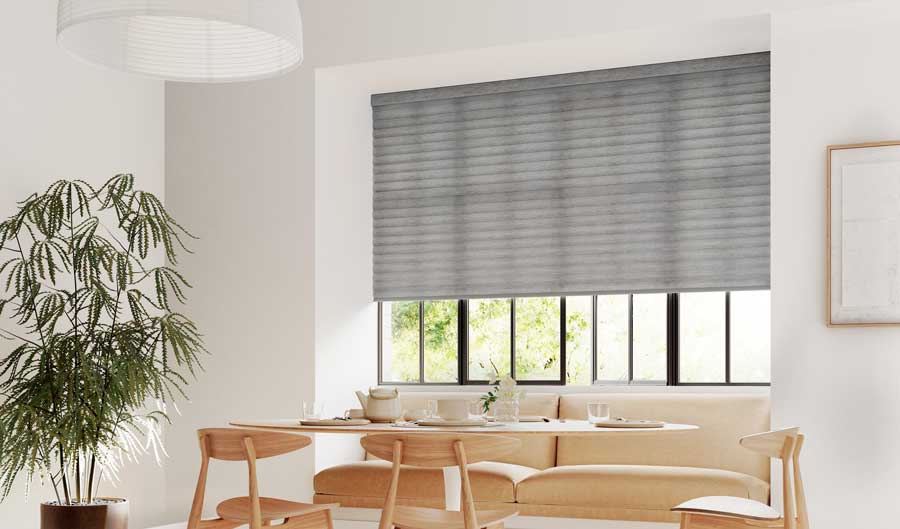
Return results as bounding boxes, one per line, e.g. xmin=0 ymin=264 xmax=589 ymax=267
xmin=378 ymin=291 xmax=771 ymax=386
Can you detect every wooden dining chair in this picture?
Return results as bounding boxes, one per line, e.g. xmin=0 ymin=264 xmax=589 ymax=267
xmin=672 ymin=427 xmax=808 ymax=529
xmin=361 ymin=433 xmax=521 ymax=529
xmin=187 ymin=428 xmax=337 ymax=529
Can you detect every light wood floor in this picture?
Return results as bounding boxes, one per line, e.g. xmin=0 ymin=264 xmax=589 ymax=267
xmin=149 ymin=513 xmax=678 ymax=529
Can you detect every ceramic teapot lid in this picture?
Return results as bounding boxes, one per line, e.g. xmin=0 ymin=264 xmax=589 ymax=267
xmin=369 ymin=387 xmax=399 ymax=400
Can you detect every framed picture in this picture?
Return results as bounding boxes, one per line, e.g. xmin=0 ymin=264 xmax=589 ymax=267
xmin=827 ymin=140 xmax=900 ymax=326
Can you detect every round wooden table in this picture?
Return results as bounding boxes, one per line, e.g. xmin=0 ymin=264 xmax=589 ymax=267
xmin=231 ymin=419 xmax=698 ymax=512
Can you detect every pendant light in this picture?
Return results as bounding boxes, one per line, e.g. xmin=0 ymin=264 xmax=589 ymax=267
xmin=57 ymin=0 xmax=303 ymax=83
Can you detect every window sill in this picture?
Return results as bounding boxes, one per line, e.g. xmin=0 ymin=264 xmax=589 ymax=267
xmin=382 ymin=384 xmax=770 ymax=395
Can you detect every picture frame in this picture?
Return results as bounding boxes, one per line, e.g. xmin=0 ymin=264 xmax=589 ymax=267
xmin=827 ymin=140 xmax=900 ymax=326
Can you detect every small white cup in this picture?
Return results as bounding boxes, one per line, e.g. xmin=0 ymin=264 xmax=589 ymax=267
xmin=303 ymin=401 xmax=325 ymax=420
xmin=437 ymin=399 xmax=469 ymax=421
xmin=587 ymin=402 xmax=610 ymax=424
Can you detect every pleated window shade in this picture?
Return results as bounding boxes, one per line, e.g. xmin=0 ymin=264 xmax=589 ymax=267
xmin=372 ymin=52 xmax=770 ymax=301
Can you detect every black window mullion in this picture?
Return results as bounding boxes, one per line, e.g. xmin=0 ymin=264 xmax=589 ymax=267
xmin=510 ymin=298 xmax=516 ymax=379
xmin=627 ymin=294 xmax=634 ymax=383
xmin=560 ymin=296 xmax=567 ymax=385
xmin=418 ymin=301 xmax=425 ymax=384
xmin=668 ymin=293 xmax=679 ymax=386
xmin=459 ymin=299 xmax=467 ymax=385
xmin=725 ymin=291 xmax=732 ymax=384
xmin=377 ymin=302 xmax=384 ymax=385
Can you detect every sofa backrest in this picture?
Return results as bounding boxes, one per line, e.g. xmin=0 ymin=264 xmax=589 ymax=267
xmin=386 ymin=392 xmax=560 ymax=470
xmin=557 ymin=393 xmax=771 ymax=482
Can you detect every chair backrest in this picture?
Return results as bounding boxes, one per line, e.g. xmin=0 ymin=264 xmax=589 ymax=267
xmin=188 ymin=428 xmax=312 ymax=529
xmin=361 ymin=433 xmax=521 ymax=468
xmin=740 ymin=427 xmax=800 ymax=459
xmin=740 ymin=427 xmax=808 ymax=529
xmin=199 ymin=427 xmax=311 ymax=460
xmin=362 ymin=434 xmax=521 ymax=529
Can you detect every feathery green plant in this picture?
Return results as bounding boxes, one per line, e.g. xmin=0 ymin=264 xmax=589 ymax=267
xmin=0 ymin=174 xmax=204 ymax=505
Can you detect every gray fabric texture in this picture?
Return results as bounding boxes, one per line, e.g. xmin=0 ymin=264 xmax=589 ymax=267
xmin=372 ymin=52 xmax=770 ymax=301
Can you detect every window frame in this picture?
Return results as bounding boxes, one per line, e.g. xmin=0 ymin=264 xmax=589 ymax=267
xmin=377 ymin=292 xmax=770 ymax=387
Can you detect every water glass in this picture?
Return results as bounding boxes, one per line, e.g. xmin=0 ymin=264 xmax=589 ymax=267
xmin=587 ymin=402 xmax=610 ymax=423
xmin=425 ymin=399 xmax=438 ymax=419
xmin=468 ymin=400 xmax=486 ymax=420
xmin=302 ymin=401 xmax=325 ymax=420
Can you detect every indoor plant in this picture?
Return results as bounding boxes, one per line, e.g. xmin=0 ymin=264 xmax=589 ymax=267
xmin=479 ymin=361 xmax=525 ymax=423
xmin=0 ymin=175 xmax=204 ymax=528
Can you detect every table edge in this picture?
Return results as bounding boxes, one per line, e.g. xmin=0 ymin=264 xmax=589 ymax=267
xmin=228 ymin=420 xmax=699 ymax=435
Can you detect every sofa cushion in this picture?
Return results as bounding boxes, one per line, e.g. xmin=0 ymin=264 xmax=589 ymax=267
xmin=516 ymin=465 xmax=769 ymax=512
xmin=557 ymin=394 xmax=770 ymax=482
xmin=371 ymin=392 xmax=559 ymax=469
xmin=314 ymin=460 xmax=538 ymax=503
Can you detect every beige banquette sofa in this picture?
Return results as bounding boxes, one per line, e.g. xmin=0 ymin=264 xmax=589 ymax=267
xmin=313 ymin=393 xmax=770 ymax=523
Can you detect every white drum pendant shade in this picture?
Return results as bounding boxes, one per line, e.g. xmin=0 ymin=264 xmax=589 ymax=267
xmin=57 ymin=0 xmax=303 ymax=83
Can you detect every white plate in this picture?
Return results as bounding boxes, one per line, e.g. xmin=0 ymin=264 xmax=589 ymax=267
xmin=592 ymin=418 xmax=665 ymax=428
xmin=300 ymin=418 xmax=372 ymax=426
xmin=417 ymin=418 xmax=495 ymax=427
xmin=486 ymin=415 xmax=548 ymax=423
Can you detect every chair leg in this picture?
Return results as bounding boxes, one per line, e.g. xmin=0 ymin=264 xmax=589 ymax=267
xmin=681 ymin=513 xmax=693 ymax=529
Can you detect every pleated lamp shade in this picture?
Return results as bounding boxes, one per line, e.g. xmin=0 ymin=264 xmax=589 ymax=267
xmin=57 ymin=0 xmax=303 ymax=83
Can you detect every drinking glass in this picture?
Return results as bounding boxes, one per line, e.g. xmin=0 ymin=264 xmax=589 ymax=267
xmin=468 ymin=400 xmax=486 ymax=420
xmin=302 ymin=401 xmax=325 ymax=420
xmin=587 ymin=402 xmax=610 ymax=424
xmin=425 ymin=399 xmax=438 ymax=419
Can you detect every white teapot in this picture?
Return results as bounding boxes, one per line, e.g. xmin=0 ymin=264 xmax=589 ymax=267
xmin=355 ymin=387 xmax=402 ymax=422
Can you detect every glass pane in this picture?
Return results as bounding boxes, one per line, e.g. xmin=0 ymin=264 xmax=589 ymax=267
xmin=632 ymin=293 xmax=667 ymax=382
xmin=514 ymin=297 xmax=561 ymax=381
xmin=468 ymin=298 xmax=512 ymax=380
xmin=566 ymin=296 xmax=592 ymax=385
xmin=596 ymin=295 xmax=629 ymax=382
xmin=423 ymin=300 xmax=459 ymax=383
xmin=679 ymin=292 xmax=726 ymax=383
xmin=731 ymin=290 xmax=771 ymax=382
xmin=381 ymin=301 xmax=420 ymax=382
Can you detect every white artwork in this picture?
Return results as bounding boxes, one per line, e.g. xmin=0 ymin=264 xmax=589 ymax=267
xmin=829 ymin=143 xmax=900 ymax=325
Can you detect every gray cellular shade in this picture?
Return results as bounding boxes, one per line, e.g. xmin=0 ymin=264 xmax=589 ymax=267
xmin=372 ymin=52 xmax=770 ymax=301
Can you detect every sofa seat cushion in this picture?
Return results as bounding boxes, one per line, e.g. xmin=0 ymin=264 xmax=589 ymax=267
xmin=516 ymin=465 xmax=769 ymax=512
xmin=314 ymin=460 xmax=538 ymax=503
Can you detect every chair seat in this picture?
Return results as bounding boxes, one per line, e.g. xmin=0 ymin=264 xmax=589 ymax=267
xmin=216 ymin=496 xmax=334 ymax=522
xmin=516 ymin=465 xmax=769 ymax=511
xmin=673 ymin=496 xmax=781 ymax=521
xmin=315 ymin=460 xmax=538 ymax=502
xmin=392 ymin=505 xmax=518 ymax=529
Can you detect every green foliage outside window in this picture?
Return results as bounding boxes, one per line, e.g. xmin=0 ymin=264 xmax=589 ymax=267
xmin=383 ymin=297 xmax=591 ymax=384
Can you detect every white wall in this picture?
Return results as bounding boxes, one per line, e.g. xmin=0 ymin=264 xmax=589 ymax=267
xmin=770 ymin=3 xmax=900 ymax=528
xmin=0 ymin=2 xmax=165 ymax=528
xmin=164 ymin=67 xmax=320 ymax=521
